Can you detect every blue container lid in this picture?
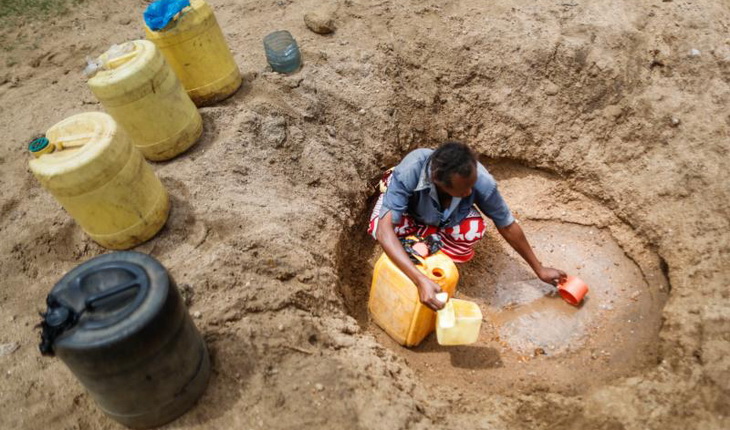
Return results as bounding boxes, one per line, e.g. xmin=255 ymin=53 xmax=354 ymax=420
xmin=28 ymin=137 xmax=50 ymax=153
xmin=144 ymin=0 xmax=190 ymax=31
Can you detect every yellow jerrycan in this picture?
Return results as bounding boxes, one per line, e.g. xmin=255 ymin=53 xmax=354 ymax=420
xmin=369 ymin=251 xmax=459 ymax=347
xmin=435 ymin=293 xmax=483 ymax=346
xmin=28 ymin=112 xmax=170 ymax=250
xmin=145 ymin=0 xmax=242 ymax=106
xmin=87 ymin=40 xmax=202 ymax=161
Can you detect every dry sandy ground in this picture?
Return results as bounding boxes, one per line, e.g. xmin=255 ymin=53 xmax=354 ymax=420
xmin=0 ymin=0 xmax=728 ymax=429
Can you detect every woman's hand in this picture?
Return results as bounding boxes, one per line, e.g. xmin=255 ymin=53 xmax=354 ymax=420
xmin=536 ymin=266 xmax=567 ymax=287
xmin=376 ymin=212 xmax=447 ymax=311
xmin=416 ymin=276 xmax=445 ymax=311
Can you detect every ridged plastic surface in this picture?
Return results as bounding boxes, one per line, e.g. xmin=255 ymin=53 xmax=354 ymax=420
xmin=145 ymin=0 xmax=242 ymax=106
xmin=369 ymin=251 xmax=459 ymax=347
xmin=28 ymin=112 xmax=169 ymax=249
xmin=87 ymin=40 xmax=202 ymax=161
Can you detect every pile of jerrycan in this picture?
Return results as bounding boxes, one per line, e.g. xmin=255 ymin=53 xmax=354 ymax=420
xmin=28 ymin=0 xmax=303 ymax=248
xmin=369 ymin=235 xmax=484 ymax=348
xmin=28 ymin=0 xmax=303 ymax=428
xmin=29 ymin=0 xmax=243 ymax=250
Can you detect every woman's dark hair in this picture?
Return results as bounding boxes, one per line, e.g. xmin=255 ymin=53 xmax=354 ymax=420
xmin=430 ymin=141 xmax=477 ymax=186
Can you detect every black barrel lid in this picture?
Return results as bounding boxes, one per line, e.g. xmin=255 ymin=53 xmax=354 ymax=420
xmin=39 ymin=251 xmax=169 ymax=355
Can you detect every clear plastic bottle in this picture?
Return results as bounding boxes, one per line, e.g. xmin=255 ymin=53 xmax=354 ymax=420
xmin=263 ymin=30 xmax=301 ymax=73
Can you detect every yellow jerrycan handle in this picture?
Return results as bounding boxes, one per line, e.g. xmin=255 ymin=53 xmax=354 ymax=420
xmin=29 ymin=126 xmax=100 ymax=158
xmin=101 ymin=42 xmax=139 ymax=70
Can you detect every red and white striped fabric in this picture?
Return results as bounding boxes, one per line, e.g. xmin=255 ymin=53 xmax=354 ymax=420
xmin=368 ymin=173 xmax=486 ymax=263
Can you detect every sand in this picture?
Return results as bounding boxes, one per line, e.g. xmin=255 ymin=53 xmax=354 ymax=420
xmin=0 ymin=0 xmax=728 ymax=429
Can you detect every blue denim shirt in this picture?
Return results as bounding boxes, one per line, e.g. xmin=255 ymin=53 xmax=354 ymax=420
xmin=381 ymin=149 xmax=515 ymax=228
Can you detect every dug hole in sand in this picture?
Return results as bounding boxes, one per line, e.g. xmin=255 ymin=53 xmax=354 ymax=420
xmin=0 ymin=0 xmax=728 ymax=429
xmin=339 ymin=160 xmax=669 ymax=395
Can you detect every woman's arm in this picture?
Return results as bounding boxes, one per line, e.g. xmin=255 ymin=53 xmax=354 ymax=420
xmin=497 ymin=221 xmax=566 ymax=286
xmin=376 ymin=211 xmax=445 ymax=311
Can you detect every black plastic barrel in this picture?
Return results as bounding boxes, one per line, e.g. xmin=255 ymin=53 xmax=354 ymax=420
xmin=39 ymin=251 xmax=210 ymax=429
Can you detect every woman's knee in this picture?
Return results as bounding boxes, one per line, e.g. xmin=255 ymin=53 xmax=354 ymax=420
xmin=446 ymin=216 xmax=486 ymax=243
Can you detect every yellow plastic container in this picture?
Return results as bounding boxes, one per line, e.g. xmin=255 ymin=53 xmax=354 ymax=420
xmin=369 ymin=251 xmax=459 ymax=347
xmin=435 ymin=293 xmax=483 ymax=346
xmin=87 ymin=40 xmax=202 ymax=161
xmin=28 ymin=112 xmax=170 ymax=250
xmin=145 ymin=0 xmax=242 ymax=106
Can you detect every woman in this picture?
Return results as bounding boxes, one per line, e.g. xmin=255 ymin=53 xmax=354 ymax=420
xmin=368 ymin=142 xmax=566 ymax=311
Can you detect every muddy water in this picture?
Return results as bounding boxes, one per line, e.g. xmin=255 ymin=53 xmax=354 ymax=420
xmin=347 ymin=162 xmax=669 ymax=396
xmin=484 ymin=221 xmax=650 ymax=357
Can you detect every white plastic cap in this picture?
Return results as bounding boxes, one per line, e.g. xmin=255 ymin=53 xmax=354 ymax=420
xmin=435 ymin=292 xmax=449 ymax=304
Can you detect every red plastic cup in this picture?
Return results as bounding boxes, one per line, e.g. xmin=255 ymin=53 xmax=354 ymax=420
xmin=558 ymin=276 xmax=589 ymax=306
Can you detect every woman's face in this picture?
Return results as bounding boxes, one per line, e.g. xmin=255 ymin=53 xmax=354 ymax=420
xmin=433 ymin=167 xmax=478 ymax=198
